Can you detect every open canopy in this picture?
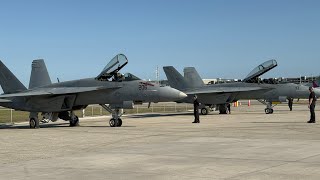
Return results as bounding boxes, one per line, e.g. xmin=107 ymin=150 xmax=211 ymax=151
xmin=96 ymin=54 xmax=128 ymax=80
xmin=243 ymin=59 xmax=277 ymax=83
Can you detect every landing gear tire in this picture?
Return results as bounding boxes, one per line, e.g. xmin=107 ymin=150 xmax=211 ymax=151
xmin=29 ymin=118 xmax=39 ymax=129
xmin=265 ymin=108 xmax=269 ymax=114
xmin=265 ymin=108 xmax=274 ymax=114
xmin=110 ymin=118 xmax=116 ymax=127
xmin=109 ymin=118 xmax=122 ymax=127
xmin=117 ymin=118 xmax=122 ymax=127
xmin=201 ymin=108 xmax=209 ymax=115
xmin=69 ymin=116 xmax=79 ymax=127
xmin=30 ymin=118 xmax=36 ymax=128
xmin=219 ymin=109 xmax=228 ymax=114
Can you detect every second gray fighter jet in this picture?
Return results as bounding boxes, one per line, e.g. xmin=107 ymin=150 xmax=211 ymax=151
xmin=164 ymin=60 xmax=320 ymax=115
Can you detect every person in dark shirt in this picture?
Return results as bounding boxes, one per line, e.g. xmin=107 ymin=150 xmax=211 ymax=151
xmin=227 ymin=103 xmax=231 ymax=114
xmin=308 ymin=87 xmax=317 ymax=123
xmin=288 ymin=98 xmax=293 ymax=111
xmin=193 ymin=95 xmax=200 ymax=123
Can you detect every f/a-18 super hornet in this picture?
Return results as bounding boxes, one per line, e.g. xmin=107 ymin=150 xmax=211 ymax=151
xmin=164 ymin=59 xmax=320 ymax=115
xmin=0 ymin=54 xmax=187 ymax=128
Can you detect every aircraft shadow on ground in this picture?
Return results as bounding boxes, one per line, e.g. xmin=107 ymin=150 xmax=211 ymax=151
xmin=243 ymin=121 xmax=308 ymax=124
xmin=0 ymin=123 xmax=69 ymax=129
xmin=127 ymin=112 xmax=232 ymax=119
xmin=0 ymin=123 xmax=136 ymax=129
xmin=79 ymin=125 xmax=136 ymax=128
xmin=275 ymin=109 xmax=309 ymax=112
xmin=128 ymin=112 xmax=193 ymax=119
xmin=240 ymin=112 xmax=298 ymax=115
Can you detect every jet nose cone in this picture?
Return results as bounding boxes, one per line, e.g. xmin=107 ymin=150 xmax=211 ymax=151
xmin=179 ymin=92 xmax=188 ymax=99
xmin=158 ymin=86 xmax=188 ymax=102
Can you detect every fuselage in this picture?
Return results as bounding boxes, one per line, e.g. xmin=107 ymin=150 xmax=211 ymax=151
xmin=178 ymin=82 xmax=320 ymax=105
xmin=0 ymin=78 xmax=186 ymax=112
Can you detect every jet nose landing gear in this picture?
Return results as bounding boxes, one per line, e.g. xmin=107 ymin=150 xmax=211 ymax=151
xmin=109 ymin=118 xmax=122 ymax=127
xmin=100 ymin=104 xmax=123 ymax=127
xmin=265 ymin=108 xmax=274 ymax=114
xmin=258 ymin=100 xmax=275 ymax=114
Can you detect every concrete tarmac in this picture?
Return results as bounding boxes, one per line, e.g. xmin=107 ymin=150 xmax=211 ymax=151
xmin=0 ymin=104 xmax=320 ymax=180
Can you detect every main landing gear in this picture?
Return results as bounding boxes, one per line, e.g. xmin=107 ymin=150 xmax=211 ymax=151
xmin=219 ymin=104 xmax=229 ymax=114
xmin=29 ymin=112 xmax=40 ymax=129
xmin=57 ymin=111 xmax=80 ymax=127
xmin=201 ymin=107 xmax=209 ymax=115
xmin=29 ymin=111 xmax=79 ymax=128
xmin=200 ymin=105 xmax=215 ymax=115
xmin=69 ymin=111 xmax=79 ymax=127
xmin=100 ymin=104 xmax=123 ymax=127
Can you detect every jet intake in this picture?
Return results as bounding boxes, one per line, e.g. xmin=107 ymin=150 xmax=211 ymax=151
xmin=270 ymin=96 xmax=287 ymax=104
xmin=277 ymin=96 xmax=288 ymax=102
xmin=110 ymin=101 xmax=134 ymax=109
xmin=134 ymin=101 xmax=143 ymax=105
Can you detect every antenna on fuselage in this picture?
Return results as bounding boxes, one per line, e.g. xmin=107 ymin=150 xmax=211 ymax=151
xmin=156 ymin=66 xmax=160 ymax=84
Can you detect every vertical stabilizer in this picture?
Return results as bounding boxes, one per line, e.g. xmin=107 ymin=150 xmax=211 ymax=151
xmin=163 ymin=66 xmax=188 ymax=90
xmin=29 ymin=59 xmax=52 ymax=89
xmin=184 ymin=67 xmax=205 ymax=88
xmin=0 ymin=61 xmax=27 ymax=94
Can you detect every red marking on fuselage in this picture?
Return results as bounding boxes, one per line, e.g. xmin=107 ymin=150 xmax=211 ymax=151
xmin=140 ymin=82 xmax=155 ymax=86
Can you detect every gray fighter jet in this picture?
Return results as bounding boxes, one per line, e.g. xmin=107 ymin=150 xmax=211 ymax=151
xmin=0 ymin=54 xmax=187 ymax=128
xmin=163 ymin=60 xmax=320 ymax=115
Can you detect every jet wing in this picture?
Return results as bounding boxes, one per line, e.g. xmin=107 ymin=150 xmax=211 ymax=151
xmin=0 ymin=86 xmax=121 ymax=98
xmin=185 ymin=86 xmax=273 ymax=95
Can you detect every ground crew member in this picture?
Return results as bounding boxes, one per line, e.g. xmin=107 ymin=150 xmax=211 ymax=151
xmin=288 ymin=98 xmax=293 ymax=111
xmin=308 ymin=87 xmax=317 ymax=123
xmin=193 ymin=95 xmax=200 ymax=123
xmin=227 ymin=103 xmax=231 ymax=114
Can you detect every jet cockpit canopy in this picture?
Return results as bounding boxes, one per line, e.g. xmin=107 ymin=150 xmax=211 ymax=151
xmin=123 ymin=73 xmax=141 ymax=81
xmin=243 ymin=59 xmax=277 ymax=83
xmin=96 ymin=54 xmax=128 ymax=81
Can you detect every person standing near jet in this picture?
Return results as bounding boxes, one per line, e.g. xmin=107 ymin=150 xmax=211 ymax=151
xmin=308 ymin=87 xmax=317 ymax=123
xmin=227 ymin=103 xmax=231 ymax=114
xmin=193 ymin=95 xmax=200 ymax=123
xmin=288 ymin=98 xmax=293 ymax=111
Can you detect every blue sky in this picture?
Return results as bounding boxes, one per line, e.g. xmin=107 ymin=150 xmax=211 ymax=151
xmin=1 ymin=0 xmax=320 ymax=86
